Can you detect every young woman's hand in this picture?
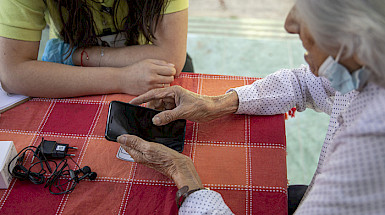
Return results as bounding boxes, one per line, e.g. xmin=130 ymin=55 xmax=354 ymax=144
xmin=120 ymin=59 xmax=176 ymax=96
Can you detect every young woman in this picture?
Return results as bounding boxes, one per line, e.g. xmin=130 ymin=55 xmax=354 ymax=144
xmin=0 ymin=0 xmax=188 ymax=97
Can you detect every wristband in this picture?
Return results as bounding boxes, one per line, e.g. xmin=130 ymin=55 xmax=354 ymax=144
xmin=80 ymin=48 xmax=89 ymax=67
xmin=175 ymin=186 xmax=208 ymax=208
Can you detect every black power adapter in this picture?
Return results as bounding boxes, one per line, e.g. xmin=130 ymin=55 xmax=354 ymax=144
xmin=37 ymin=138 xmax=77 ymax=159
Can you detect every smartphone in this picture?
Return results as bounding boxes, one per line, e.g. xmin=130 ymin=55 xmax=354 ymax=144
xmin=105 ymin=101 xmax=186 ymax=153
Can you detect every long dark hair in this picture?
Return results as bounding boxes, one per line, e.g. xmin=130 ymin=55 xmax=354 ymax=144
xmin=53 ymin=0 xmax=168 ymax=48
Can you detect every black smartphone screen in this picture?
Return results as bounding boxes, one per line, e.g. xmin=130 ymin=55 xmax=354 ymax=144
xmin=105 ymin=101 xmax=186 ymax=152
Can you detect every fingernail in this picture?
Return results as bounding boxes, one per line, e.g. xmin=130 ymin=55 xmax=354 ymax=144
xmin=117 ymin=135 xmax=127 ymax=143
xmin=153 ymin=116 xmax=161 ymax=125
xmin=168 ymin=63 xmax=175 ymax=67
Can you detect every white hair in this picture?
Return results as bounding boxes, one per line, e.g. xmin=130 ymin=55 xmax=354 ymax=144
xmin=296 ymin=0 xmax=385 ymax=87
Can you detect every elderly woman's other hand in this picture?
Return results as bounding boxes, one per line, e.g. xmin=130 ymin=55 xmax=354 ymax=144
xmin=117 ymin=134 xmax=203 ymax=190
xmin=130 ymin=85 xmax=239 ymax=126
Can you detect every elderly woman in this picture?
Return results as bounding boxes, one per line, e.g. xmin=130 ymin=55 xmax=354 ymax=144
xmin=117 ymin=0 xmax=385 ymax=214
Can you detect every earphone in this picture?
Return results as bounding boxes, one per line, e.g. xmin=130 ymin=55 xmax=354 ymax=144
xmin=69 ymin=166 xmax=97 ymax=182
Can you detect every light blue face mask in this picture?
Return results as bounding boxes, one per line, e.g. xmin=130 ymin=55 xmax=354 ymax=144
xmin=318 ymin=49 xmax=369 ymax=95
xmin=42 ymin=38 xmax=76 ymax=66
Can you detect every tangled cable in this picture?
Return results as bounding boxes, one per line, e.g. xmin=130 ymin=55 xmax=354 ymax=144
xmin=8 ymin=142 xmax=97 ymax=195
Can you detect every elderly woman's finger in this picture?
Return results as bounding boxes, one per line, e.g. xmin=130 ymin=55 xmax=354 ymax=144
xmin=152 ymin=107 xmax=184 ymax=126
xmin=147 ymin=99 xmax=164 ymax=110
xmin=118 ymin=134 xmax=148 ymax=152
xmin=130 ymin=87 xmax=174 ymax=105
xmin=117 ymin=134 xmax=152 ymax=163
xmin=163 ymin=97 xmax=176 ymax=110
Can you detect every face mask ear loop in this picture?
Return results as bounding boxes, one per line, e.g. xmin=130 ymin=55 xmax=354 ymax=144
xmin=335 ymin=46 xmax=344 ymax=62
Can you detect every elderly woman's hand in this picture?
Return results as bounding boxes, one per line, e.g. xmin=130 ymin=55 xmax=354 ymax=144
xmin=130 ymin=85 xmax=239 ymax=126
xmin=117 ymin=134 xmax=203 ymax=190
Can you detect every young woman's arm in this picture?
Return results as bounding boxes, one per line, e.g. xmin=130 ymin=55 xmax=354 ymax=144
xmin=72 ymin=9 xmax=188 ymax=76
xmin=0 ymin=37 xmax=175 ymax=98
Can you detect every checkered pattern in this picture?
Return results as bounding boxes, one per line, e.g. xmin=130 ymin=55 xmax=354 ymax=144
xmin=0 ymin=73 xmax=287 ymax=215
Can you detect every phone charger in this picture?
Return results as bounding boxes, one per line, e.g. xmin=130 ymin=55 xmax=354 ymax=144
xmin=0 ymin=141 xmax=17 ymax=189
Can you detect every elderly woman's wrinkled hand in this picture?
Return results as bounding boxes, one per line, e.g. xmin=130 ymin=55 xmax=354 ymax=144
xmin=130 ymin=85 xmax=239 ymax=126
xmin=117 ymin=134 xmax=203 ymax=190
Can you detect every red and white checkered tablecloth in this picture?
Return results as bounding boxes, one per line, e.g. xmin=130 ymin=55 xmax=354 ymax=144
xmin=0 ymin=73 xmax=287 ymax=214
